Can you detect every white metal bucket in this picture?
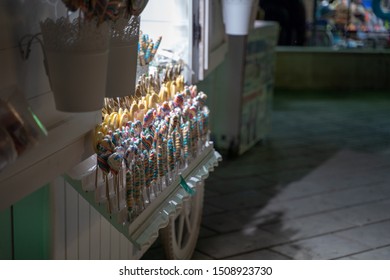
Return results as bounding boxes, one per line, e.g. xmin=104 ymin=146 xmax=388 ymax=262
xmin=222 ymin=0 xmax=254 ymax=35
xmin=106 ymin=38 xmax=138 ymax=98
xmin=46 ymin=50 xmax=109 ymax=112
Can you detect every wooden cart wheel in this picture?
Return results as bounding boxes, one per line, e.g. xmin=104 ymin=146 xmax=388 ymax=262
xmin=160 ymin=183 xmax=204 ymax=259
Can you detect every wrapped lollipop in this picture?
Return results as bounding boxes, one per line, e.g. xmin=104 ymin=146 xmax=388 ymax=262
xmin=133 ymin=164 xmax=143 ymax=214
xmin=175 ymin=131 xmax=182 ymax=167
xmin=168 ymin=114 xmax=178 ymax=135
xmin=141 ymin=133 xmax=153 ymax=152
xmin=167 ymin=136 xmax=175 ymax=175
xmin=132 ymin=120 xmax=142 ymax=137
xmin=97 ymin=135 xmax=115 ymax=155
xmin=143 ymin=150 xmax=151 ymax=201
xmin=108 ymin=152 xmax=124 ymax=212
xmin=111 ymin=130 xmax=122 ymax=147
xmin=149 ymin=149 xmax=158 ymax=196
xmin=182 ymin=122 xmax=190 ymax=165
xmin=98 ymin=157 xmax=112 ymax=211
xmin=125 ymin=143 xmax=138 ymax=168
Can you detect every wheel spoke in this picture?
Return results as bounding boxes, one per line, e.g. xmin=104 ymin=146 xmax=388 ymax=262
xmin=176 ymin=212 xmax=185 ymax=247
xmin=184 ymin=203 xmax=193 ymax=234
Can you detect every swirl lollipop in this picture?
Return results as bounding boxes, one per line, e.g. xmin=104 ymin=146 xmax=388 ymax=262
xmin=173 ymin=93 xmax=184 ymax=108
xmin=143 ymin=108 xmax=155 ymax=128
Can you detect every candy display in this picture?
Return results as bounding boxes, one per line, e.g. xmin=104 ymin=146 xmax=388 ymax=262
xmin=94 ymin=65 xmax=210 ymax=222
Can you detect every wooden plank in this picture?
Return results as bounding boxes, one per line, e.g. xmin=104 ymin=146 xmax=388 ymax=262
xmin=78 ymin=195 xmax=90 ymax=260
xmin=119 ymin=233 xmax=129 ymax=260
xmin=100 ymin=216 xmax=111 ymax=259
xmin=65 ymin=183 xmax=79 ymax=260
xmin=110 ymin=225 xmax=120 ymax=260
xmin=89 ymin=206 xmax=101 ymax=260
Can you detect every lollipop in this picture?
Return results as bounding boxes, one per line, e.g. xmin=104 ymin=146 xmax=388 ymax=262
xmin=125 ymin=144 xmax=138 ymax=167
xmin=149 ymin=149 xmax=157 ymax=182
xmin=175 ymin=131 xmax=182 ymax=162
xmin=143 ymin=108 xmax=155 ymax=128
xmin=169 ymin=114 xmax=178 ymax=134
xmin=188 ymin=105 xmax=197 ymax=120
xmin=183 ymin=124 xmax=190 ymax=160
xmin=173 ymin=93 xmax=184 ymax=108
xmin=132 ymin=120 xmax=142 ymax=136
xmin=111 ymin=130 xmax=122 ymax=147
xmin=167 ymin=137 xmax=175 ymax=171
xmin=97 ymin=153 xmax=110 ymax=175
xmin=195 ymin=92 xmax=207 ymax=108
xmin=107 ymin=152 xmax=122 ymax=175
xmin=141 ymin=133 xmax=153 ymax=152
xmin=100 ymin=135 xmax=115 ymax=152
xmin=190 ymin=85 xmax=198 ymax=98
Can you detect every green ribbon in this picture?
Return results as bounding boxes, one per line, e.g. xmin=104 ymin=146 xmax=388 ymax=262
xmin=179 ymin=175 xmax=196 ymax=196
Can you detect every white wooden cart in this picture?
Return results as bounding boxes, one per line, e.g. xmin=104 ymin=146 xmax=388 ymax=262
xmin=65 ymin=142 xmax=221 ymax=259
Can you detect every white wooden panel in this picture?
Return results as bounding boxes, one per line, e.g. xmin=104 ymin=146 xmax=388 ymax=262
xmin=119 ymin=234 xmax=129 ymax=260
xmin=110 ymin=224 xmax=120 ymax=260
xmin=65 ymin=182 xmax=79 ymax=260
xmin=50 ymin=177 xmax=66 ymax=260
xmin=78 ymin=194 xmax=90 ymax=260
xmin=100 ymin=217 xmax=111 ymax=259
xmin=89 ymin=206 xmax=101 ymax=260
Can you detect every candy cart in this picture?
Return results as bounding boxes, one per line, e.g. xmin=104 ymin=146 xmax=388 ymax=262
xmin=63 ymin=65 xmax=222 ymax=259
